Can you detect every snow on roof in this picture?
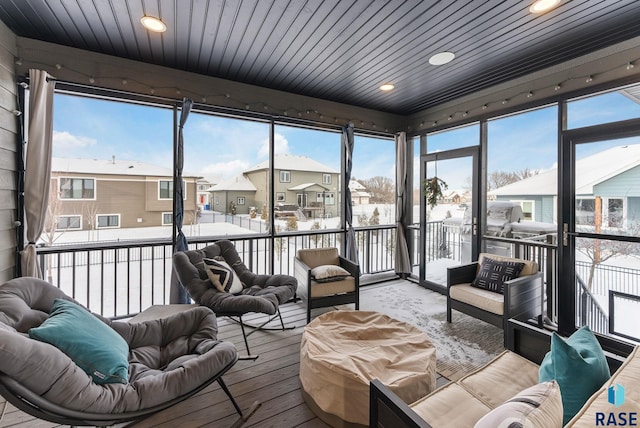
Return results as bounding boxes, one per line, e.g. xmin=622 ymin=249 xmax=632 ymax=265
xmin=490 ymin=144 xmax=640 ymax=196
xmin=210 ymin=174 xmax=256 ymax=191
xmin=349 ymin=180 xmax=367 ymax=190
xmin=244 ymin=154 xmax=339 ymax=174
xmin=51 ymin=157 xmax=201 ymax=178
xmin=288 ymin=182 xmax=329 ymax=191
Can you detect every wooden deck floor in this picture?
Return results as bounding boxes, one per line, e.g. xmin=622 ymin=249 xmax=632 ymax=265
xmin=1 ymin=279 xmax=451 ymax=428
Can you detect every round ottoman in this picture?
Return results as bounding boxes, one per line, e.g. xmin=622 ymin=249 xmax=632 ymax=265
xmin=299 ymin=310 xmax=436 ymax=427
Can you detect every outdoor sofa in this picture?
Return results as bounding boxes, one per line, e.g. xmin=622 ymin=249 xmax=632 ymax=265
xmin=371 ymin=326 xmax=639 ymax=428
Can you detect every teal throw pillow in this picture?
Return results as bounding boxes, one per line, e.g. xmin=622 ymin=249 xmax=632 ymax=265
xmin=538 ymin=326 xmax=610 ymax=425
xmin=29 ymin=298 xmax=129 ymax=384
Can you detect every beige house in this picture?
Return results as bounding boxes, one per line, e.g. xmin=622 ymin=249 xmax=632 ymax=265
xmin=349 ymin=180 xmax=371 ymax=205
xmin=48 ymin=157 xmax=199 ymax=232
xmin=240 ymin=154 xmax=341 ymax=219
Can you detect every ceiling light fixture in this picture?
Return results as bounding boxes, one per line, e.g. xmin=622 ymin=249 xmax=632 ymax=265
xmin=529 ymin=0 xmax=561 ymax=13
xmin=379 ymin=83 xmax=395 ymax=91
xmin=140 ymin=16 xmax=167 ymax=33
xmin=429 ymin=51 xmax=455 ymax=66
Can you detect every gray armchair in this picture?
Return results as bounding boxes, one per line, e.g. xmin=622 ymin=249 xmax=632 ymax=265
xmin=173 ymin=239 xmax=297 ymax=355
xmin=0 ymin=277 xmax=241 ymax=426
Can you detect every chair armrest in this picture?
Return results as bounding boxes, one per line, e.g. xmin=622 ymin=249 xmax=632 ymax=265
xmin=503 ymin=272 xmax=544 ymax=322
xmin=293 ymin=257 xmax=312 ymax=284
xmin=338 ymin=256 xmax=360 ymax=279
xmin=370 ymin=379 xmax=432 ymax=428
xmin=504 ymin=271 xmax=543 ymax=290
xmin=446 ymin=262 xmax=479 ymax=289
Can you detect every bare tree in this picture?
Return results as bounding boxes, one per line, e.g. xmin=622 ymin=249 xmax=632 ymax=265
xmin=359 ymin=176 xmax=394 ymax=203
xmin=488 ymin=168 xmax=541 ymax=190
xmin=575 ymin=213 xmax=640 ymax=292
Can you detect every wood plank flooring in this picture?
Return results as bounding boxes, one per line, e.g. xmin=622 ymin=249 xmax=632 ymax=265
xmin=0 ymin=280 xmax=451 ymax=428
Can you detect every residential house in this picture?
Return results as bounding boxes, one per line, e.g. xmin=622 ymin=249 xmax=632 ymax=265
xmin=197 ymin=177 xmax=216 ymax=210
xmin=349 ymin=180 xmax=371 ymax=205
xmin=491 ymin=144 xmax=640 ymax=229
xmin=210 ymin=174 xmax=257 ymax=215
xmin=243 ymin=154 xmax=340 ymax=219
xmin=48 ymin=157 xmax=199 ymax=234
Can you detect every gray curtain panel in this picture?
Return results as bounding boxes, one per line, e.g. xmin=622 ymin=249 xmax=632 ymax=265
xmin=395 ymin=132 xmax=412 ymax=275
xmin=343 ymin=123 xmax=359 ymax=264
xmin=21 ymin=69 xmax=55 ymax=278
xmin=170 ymin=98 xmax=193 ymax=304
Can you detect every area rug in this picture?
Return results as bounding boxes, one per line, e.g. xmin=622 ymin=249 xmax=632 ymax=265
xmin=353 ymin=280 xmax=505 ymax=381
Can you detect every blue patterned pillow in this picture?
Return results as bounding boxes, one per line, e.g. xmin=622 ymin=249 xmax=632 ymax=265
xmin=471 ymin=257 xmax=525 ymax=294
xmin=203 ymin=258 xmax=244 ymax=293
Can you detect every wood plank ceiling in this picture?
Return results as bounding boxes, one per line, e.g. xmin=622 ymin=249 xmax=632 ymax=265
xmin=1 ymin=0 xmax=640 ymax=115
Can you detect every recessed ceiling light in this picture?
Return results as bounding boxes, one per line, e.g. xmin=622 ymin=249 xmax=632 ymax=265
xmin=140 ymin=16 xmax=167 ymax=33
xmin=428 ymin=51 xmax=455 ymax=66
xmin=529 ymin=0 xmax=561 ymax=13
xmin=379 ymin=83 xmax=395 ymax=91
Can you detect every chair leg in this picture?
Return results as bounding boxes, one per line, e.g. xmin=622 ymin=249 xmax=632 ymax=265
xmin=277 ymin=310 xmax=285 ymax=330
xmin=218 ymin=377 xmax=243 ymax=416
xmin=237 ymin=315 xmax=251 ymax=355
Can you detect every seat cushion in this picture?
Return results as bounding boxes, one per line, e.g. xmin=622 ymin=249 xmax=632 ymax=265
xmin=449 ymin=283 xmax=505 ymax=315
xmin=410 ymin=382 xmax=491 ymax=428
xmin=459 ymin=350 xmax=540 ymax=409
xmin=310 ymin=276 xmax=356 ymax=298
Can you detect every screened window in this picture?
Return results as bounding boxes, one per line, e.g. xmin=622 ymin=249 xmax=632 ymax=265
xmin=51 ymin=92 xmax=173 ymax=245
xmin=427 ymin=123 xmax=479 ymax=153
xmin=567 ymin=82 xmax=640 ymax=129
xmin=59 ymin=178 xmax=95 ymax=199
xmin=352 ymin=134 xmax=396 ymax=225
xmin=273 ymin=125 xmax=341 ymax=228
xmin=487 ymin=106 xmax=558 ymax=228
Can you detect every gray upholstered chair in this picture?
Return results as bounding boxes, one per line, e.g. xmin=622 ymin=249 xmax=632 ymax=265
xmin=0 ymin=277 xmax=241 ymax=426
xmin=447 ymin=253 xmax=544 ymax=347
xmin=294 ymin=247 xmax=359 ymax=323
xmin=172 ymin=239 xmax=297 ymax=355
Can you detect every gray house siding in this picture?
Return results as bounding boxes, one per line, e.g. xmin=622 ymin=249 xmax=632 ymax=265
xmin=212 ymin=190 xmax=255 ymax=215
xmin=0 ymin=21 xmax=17 ymax=281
